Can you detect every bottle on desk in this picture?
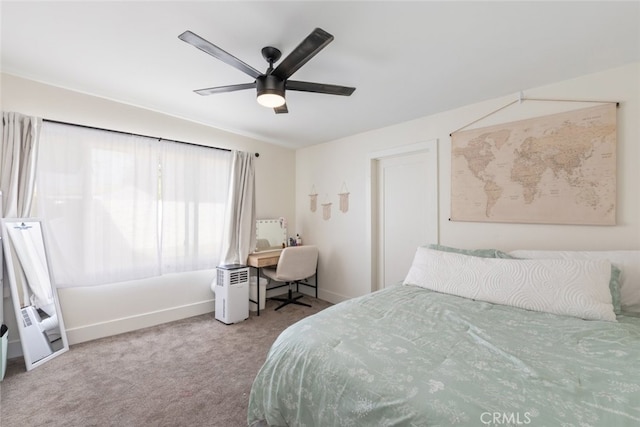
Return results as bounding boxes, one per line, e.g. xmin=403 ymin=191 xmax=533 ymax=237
xmin=296 ymin=234 xmax=302 ymax=246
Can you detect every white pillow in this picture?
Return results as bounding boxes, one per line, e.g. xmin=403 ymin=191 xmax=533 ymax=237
xmin=509 ymin=250 xmax=640 ymax=314
xmin=404 ymin=247 xmax=616 ymax=321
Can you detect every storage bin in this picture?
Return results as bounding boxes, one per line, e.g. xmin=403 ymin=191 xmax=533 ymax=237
xmin=250 ymin=277 xmax=267 ymax=311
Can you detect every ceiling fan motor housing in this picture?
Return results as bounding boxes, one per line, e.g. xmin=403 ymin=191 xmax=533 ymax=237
xmin=256 ymin=74 xmax=286 ymax=106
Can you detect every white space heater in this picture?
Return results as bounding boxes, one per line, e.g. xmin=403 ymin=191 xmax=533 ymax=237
xmin=214 ymin=264 xmax=249 ymax=324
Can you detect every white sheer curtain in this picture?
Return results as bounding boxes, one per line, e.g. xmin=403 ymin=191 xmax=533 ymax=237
xmin=35 ymin=122 xmax=233 ymax=287
xmin=221 ymin=151 xmax=256 ymax=265
xmin=35 ymin=122 xmax=160 ymax=287
xmin=1 ymin=112 xmax=41 ymax=217
xmin=159 ymin=141 xmax=230 ymax=273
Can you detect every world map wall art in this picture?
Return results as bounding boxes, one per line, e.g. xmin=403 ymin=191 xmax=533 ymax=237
xmin=450 ymin=103 xmax=616 ymax=225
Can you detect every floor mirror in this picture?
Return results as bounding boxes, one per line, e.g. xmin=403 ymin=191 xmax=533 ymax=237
xmin=1 ymin=218 xmax=69 ymax=371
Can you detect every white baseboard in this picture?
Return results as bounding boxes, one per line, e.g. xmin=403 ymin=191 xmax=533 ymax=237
xmin=287 ymin=280 xmax=350 ymax=305
xmin=7 ymin=290 xmax=344 ymax=362
xmin=66 ymin=299 xmax=214 ymax=345
xmin=316 ymin=288 xmax=350 ymax=305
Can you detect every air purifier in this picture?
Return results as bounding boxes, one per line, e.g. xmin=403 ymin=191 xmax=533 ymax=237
xmin=214 ymin=264 xmax=249 ymax=324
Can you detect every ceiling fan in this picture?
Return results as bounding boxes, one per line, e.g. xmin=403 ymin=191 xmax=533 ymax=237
xmin=178 ymin=28 xmax=356 ymax=114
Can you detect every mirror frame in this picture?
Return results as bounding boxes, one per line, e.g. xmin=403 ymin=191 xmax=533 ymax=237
xmin=1 ymin=218 xmax=69 ymax=371
xmin=255 ymin=218 xmax=287 ymax=253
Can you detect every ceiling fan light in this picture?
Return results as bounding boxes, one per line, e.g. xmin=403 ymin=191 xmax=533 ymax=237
xmin=256 ymin=75 xmax=286 ymax=108
xmin=257 ymin=93 xmax=286 ymax=108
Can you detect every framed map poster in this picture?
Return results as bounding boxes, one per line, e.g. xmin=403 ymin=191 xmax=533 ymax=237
xmin=450 ymin=103 xmax=616 ymax=225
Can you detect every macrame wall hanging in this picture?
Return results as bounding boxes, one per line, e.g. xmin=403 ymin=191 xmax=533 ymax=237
xmin=310 ymin=182 xmax=349 ymax=220
xmin=321 ymin=194 xmax=332 ymax=221
xmin=309 ymin=185 xmax=318 ymax=213
xmin=338 ymin=182 xmax=350 ymax=213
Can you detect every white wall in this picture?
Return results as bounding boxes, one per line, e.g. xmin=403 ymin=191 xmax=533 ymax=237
xmin=296 ymin=63 xmax=640 ymax=304
xmin=1 ymin=73 xmax=297 ymax=350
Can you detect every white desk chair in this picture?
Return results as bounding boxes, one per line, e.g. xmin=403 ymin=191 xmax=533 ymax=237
xmin=262 ymin=246 xmax=318 ymax=311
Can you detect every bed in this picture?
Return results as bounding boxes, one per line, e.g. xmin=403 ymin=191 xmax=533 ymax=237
xmin=248 ymin=246 xmax=640 ymax=426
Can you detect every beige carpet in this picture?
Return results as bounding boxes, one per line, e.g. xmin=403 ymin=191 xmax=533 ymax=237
xmin=0 ymin=297 xmax=331 ymax=427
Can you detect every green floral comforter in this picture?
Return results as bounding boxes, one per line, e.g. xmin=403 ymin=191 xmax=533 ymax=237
xmin=248 ymin=285 xmax=640 ymax=426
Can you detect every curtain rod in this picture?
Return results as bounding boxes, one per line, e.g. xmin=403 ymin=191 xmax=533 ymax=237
xmin=42 ymin=118 xmax=260 ymax=157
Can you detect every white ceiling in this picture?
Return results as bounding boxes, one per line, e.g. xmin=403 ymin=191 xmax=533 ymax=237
xmin=1 ymin=1 xmax=639 ymax=149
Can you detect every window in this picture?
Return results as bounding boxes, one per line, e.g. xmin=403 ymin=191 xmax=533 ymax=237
xmin=35 ymin=122 xmax=230 ymax=287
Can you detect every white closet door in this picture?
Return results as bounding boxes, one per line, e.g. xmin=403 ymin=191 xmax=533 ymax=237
xmin=375 ymin=144 xmax=438 ymax=290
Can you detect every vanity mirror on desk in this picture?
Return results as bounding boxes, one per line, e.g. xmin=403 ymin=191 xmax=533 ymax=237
xmin=254 ymin=218 xmax=287 ymax=252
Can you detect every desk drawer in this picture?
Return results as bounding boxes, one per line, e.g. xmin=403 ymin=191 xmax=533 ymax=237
xmin=247 ymin=251 xmax=282 ymax=268
xmin=254 ymin=255 xmax=279 ymax=267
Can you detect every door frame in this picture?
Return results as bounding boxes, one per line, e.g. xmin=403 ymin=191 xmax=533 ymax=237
xmin=366 ymin=140 xmax=439 ymax=292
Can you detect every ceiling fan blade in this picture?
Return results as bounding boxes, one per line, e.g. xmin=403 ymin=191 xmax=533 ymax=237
xmin=179 ymin=31 xmax=262 ymax=79
xmin=194 ymin=82 xmax=256 ymax=96
xmin=286 ymin=80 xmax=355 ymax=96
xmin=272 ymin=28 xmax=334 ymax=80
xmin=274 ymin=103 xmax=288 ymax=114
